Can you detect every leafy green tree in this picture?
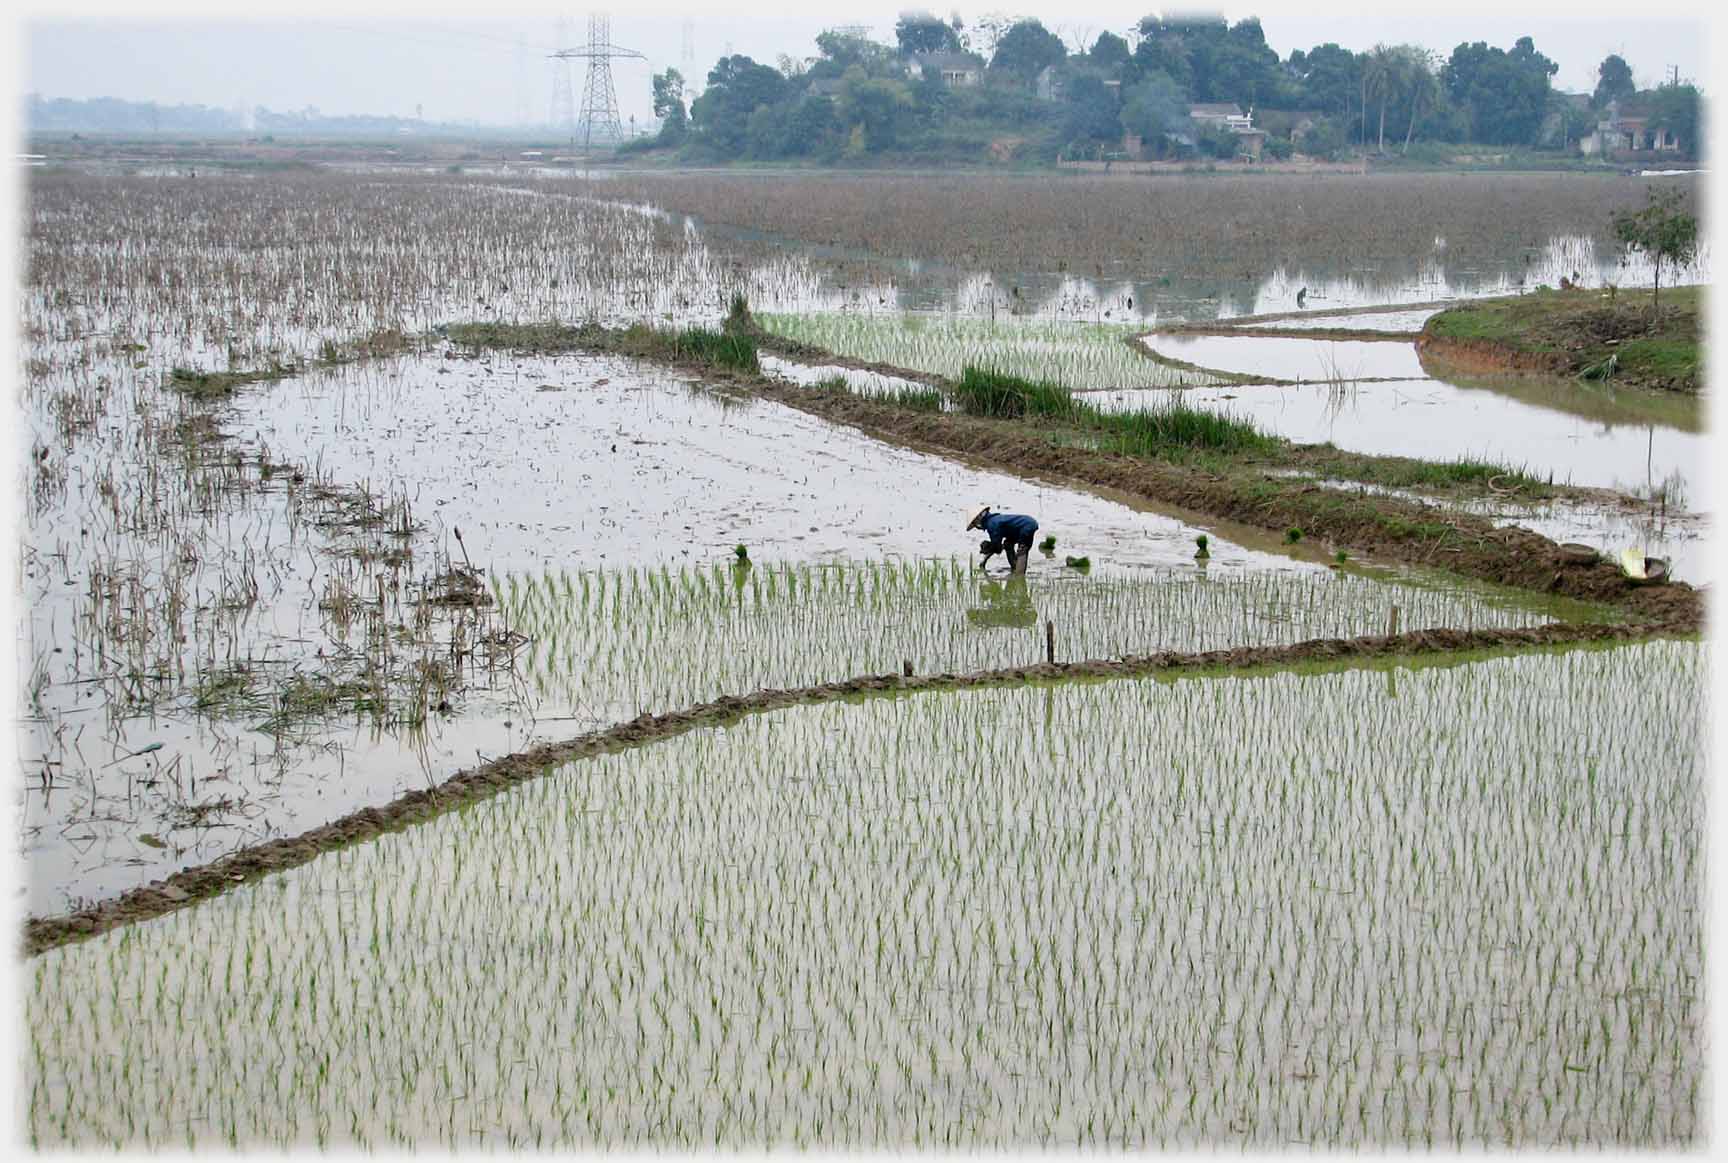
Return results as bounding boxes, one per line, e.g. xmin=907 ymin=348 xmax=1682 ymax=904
xmin=1062 ymin=72 xmax=1120 ymax=144
xmin=839 ymin=76 xmax=915 ymax=151
xmin=1611 ymin=185 xmax=1698 ymax=314
xmin=812 ymin=29 xmax=896 ymax=77
xmin=651 ymin=69 xmax=687 ymax=142
xmin=1592 ymin=54 xmax=1636 ymax=109
xmin=1087 ymin=31 xmax=1130 ymax=75
xmin=1129 ymin=16 xmax=1197 ymax=95
xmin=691 ymin=56 xmax=788 ymax=156
xmin=1362 ymin=44 xmax=1399 ymax=153
xmin=1131 ymin=14 xmax=1282 ymax=109
xmin=1287 ymin=43 xmax=1361 ymax=117
xmin=990 ymin=20 xmax=1067 ymax=85
xmin=1442 ymin=37 xmax=1557 ymax=145
xmin=1647 ymin=82 xmax=1701 ymax=158
xmin=1120 ymin=70 xmax=1192 ymax=156
xmin=782 ymin=94 xmax=837 ymax=156
xmin=1209 ymin=17 xmax=1283 ymax=109
xmin=745 ymin=103 xmax=789 ymax=158
xmin=1299 ymin=116 xmax=1349 ymax=160
xmin=895 ymin=11 xmax=961 ymax=57
xmin=1195 ymin=122 xmax=1239 ymax=158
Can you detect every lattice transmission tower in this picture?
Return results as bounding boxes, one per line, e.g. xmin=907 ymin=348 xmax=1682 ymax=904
xmin=550 ymin=14 xmax=645 ymax=151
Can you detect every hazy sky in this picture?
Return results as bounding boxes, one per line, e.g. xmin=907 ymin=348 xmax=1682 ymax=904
xmin=17 ymin=0 xmax=1717 ymax=129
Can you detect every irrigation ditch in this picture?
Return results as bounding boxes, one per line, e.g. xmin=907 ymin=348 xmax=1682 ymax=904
xmin=22 ymin=614 xmax=1688 ymax=957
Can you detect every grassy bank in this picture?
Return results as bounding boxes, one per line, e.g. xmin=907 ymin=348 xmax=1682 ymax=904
xmin=1420 ymin=285 xmax=1702 ymax=393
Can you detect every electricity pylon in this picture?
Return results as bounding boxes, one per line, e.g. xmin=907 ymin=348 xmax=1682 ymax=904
xmin=550 ymin=14 xmax=646 ymax=151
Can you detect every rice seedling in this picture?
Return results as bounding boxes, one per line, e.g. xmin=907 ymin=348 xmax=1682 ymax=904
xmin=486 ymin=557 xmax=1614 ymax=727
xmin=762 ymin=312 xmax=1212 ymax=391
xmin=21 ymin=640 xmax=1704 ymax=1149
xmin=17 ymin=166 xmax=1703 ymax=1156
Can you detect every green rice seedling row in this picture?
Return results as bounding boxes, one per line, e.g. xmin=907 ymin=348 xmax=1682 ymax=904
xmin=23 ymin=640 xmax=1703 ymax=1148
xmin=495 ymin=557 xmax=1613 ymax=724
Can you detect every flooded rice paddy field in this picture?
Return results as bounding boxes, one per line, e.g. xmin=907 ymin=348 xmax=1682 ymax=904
xmin=761 ymin=311 xmax=1205 ymax=391
xmin=758 ymin=308 xmax=1705 ymax=549
xmin=1235 ymin=308 xmax=1441 ymax=332
xmin=20 ymin=336 xmax=1600 ymax=911
xmin=609 ymin=171 xmax=1705 ymax=321
xmin=1092 ymin=378 xmax=1704 ymax=514
xmin=17 ymin=165 xmax=1708 ymax=1149
xmin=1144 ymin=332 xmax=1429 ymax=381
xmin=1278 ymin=475 xmax=1713 ymax=589
xmin=24 ymin=641 xmax=1703 ymax=1149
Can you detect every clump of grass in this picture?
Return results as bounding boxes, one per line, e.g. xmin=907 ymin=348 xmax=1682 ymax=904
xmin=444 ymin=321 xmax=595 ymax=353
xmin=167 ymin=365 xmax=289 ymax=400
xmin=1039 ymin=535 xmax=1057 ymax=553
xmin=1194 ymin=534 xmax=1209 ymax=559
xmin=1335 ymin=549 xmax=1350 ymax=564
xmin=954 ymin=365 xmax=1273 ymax=456
xmin=671 ymin=327 xmax=760 ymax=373
xmin=953 ymin=367 xmax=1076 ymax=420
xmin=1098 ymin=398 xmax=1273 ymax=456
xmin=192 ymin=665 xmax=268 ymax=716
xmin=814 ymin=375 xmax=942 ymax=411
xmin=724 ymin=292 xmax=753 ymax=335
xmin=1286 ymin=527 xmax=1304 ymax=543
xmin=1063 ymin=555 xmax=1091 ymax=571
xmin=734 ymin=544 xmax=751 ymax=565
xmin=257 ymin=674 xmax=385 ymax=735
xmin=890 ymin=385 xmax=944 ymax=411
xmin=1302 ymin=450 xmax=1549 ymax=496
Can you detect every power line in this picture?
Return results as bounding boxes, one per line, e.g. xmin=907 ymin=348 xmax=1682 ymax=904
xmin=550 ymin=14 xmax=647 ymax=152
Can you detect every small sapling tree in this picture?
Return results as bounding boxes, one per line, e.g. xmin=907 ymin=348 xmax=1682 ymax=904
xmin=1611 ymin=186 xmax=1698 ymax=320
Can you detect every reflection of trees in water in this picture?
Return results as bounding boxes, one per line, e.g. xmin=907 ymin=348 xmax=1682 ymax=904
xmin=965 ymin=578 xmax=1038 ymax=630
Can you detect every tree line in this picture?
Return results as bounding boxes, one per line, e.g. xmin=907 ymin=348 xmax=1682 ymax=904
xmin=635 ymin=10 xmax=1704 ymax=165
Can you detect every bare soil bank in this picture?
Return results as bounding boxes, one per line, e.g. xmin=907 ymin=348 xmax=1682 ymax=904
xmin=22 ymin=619 xmax=1682 ymax=957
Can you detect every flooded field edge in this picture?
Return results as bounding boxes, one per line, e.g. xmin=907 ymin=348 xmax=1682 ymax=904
xmin=22 ymin=618 xmax=1690 ymax=957
xmin=735 ymin=371 xmax=1702 ymax=626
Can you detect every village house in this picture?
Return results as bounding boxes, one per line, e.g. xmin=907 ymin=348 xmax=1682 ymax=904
xmin=907 ymin=51 xmax=986 ymax=88
xmin=1585 ymin=98 xmax=1683 ymax=157
xmin=1187 ymin=102 xmax=1256 ymax=133
xmin=1186 ymin=102 xmax=1266 ymax=160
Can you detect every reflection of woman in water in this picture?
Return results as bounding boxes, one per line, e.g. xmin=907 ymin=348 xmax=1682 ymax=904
xmin=965 ymin=578 xmax=1039 ymax=629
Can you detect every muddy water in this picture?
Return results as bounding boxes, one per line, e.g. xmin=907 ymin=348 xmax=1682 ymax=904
xmin=23 ymin=349 xmax=1324 ymax=914
xmin=1236 ymin=308 xmax=1440 ymax=332
xmin=1278 ymin=473 xmax=1713 ymax=587
xmin=1145 ymin=332 xmax=1429 ymax=381
xmin=31 ymin=337 xmax=1607 ymax=916
xmin=759 ymin=354 xmax=939 ymax=401
xmin=1120 ymin=338 xmax=1705 ymax=504
xmin=249 ymin=351 xmax=1309 ymax=577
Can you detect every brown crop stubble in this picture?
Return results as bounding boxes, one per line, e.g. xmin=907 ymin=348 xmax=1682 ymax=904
xmin=607 ymin=171 xmax=1693 ymax=287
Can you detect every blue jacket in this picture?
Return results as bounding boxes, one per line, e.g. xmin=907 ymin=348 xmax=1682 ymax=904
xmin=981 ymin=512 xmax=1038 ymax=546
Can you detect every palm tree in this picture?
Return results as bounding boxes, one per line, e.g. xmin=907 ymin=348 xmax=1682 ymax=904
xmin=1362 ymin=44 xmax=1399 ymax=155
xmin=1397 ymin=47 xmax=1439 ymax=155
